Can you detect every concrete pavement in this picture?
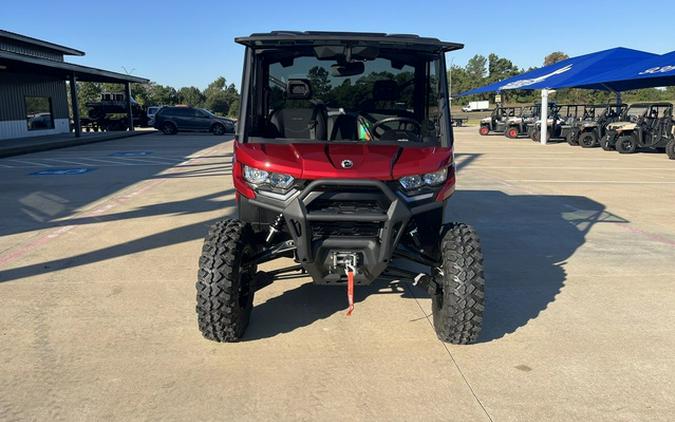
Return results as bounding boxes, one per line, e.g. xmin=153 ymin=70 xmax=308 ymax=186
xmin=0 ymin=129 xmax=673 ymax=421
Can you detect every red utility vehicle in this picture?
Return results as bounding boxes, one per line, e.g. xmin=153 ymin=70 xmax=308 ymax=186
xmin=196 ymin=32 xmax=485 ymax=344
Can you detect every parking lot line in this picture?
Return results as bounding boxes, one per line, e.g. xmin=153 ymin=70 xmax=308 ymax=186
xmin=42 ymin=158 xmax=95 ymax=167
xmin=469 ymin=157 xmax=620 ymax=161
xmin=504 ymin=179 xmax=675 ymax=184
xmin=472 ymin=166 xmax=675 ymax=170
xmin=5 ymin=159 xmax=50 ymax=167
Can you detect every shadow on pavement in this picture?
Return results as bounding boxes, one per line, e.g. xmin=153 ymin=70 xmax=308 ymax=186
xmin=0 ymin=191 xmax=235 ymax=283
xmin=244 ymin=280 xmax=393 ymax=341
xmin=241 ymin=190 xmax=628 ymax=342
xmin=1 ymin=136 xmax=631 ymax=343
xmin=442 ymin=190 xmax=627 ymax=343
xmin=0 ymin=134 xmax=235 ymax=283
xmin=0 ymin=135 xmax=232 ymax=239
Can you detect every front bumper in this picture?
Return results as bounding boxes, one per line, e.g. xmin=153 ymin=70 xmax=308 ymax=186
xmin=604 ymin=129 xmax=619 ymax=146
xmin=245 ymin=179 xmax=444 ymax=285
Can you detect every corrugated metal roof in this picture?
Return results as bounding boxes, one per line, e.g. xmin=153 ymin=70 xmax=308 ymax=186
xmin=0 ymin=30 xmax=84 ymax=56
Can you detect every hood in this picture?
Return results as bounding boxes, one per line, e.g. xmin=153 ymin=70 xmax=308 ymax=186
xmin=234 ymin=141 xmax=453 ymax=180
xmin=480 ymin=117 xmax=491 ymax=123
xmin=607 ymin=121 xmax=636 ymax=131
xmin=507 ymin=117 xmax=523 ymax=123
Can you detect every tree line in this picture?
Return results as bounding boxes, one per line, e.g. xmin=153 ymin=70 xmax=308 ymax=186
xmin=451 ymin=51 xmax=675 ymax=105
xmin=73 ymin=77 xmax=241 ymax=118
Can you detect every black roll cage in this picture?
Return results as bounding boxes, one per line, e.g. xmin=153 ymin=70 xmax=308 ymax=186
xmin=236 ymin=43 xmax=455 ymax=148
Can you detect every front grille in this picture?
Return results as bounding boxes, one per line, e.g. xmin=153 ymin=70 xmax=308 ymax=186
xmin=312 ymin=221 xmax=381 ymax=239
xmin=308 ymin=199 xmax=385 ymax=215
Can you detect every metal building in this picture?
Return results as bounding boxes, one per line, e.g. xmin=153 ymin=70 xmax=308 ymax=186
xmin=0 ymin=30 xmax=148 ymax=141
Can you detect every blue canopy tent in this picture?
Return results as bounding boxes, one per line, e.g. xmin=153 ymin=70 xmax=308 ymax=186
xmin=456 ymin=47 xmax=657 ymax=144
xmin=554 ymin=50 xmax=675 ymax=91
xmin=458 ymin=47 xmax=657 ymax=96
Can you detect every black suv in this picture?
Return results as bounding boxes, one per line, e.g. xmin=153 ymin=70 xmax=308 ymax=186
xmin=153 ymin=107 xmax=235 ymax=135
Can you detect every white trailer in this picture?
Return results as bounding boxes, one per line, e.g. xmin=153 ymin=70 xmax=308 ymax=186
xmin=462 ymin=101 xmax=490 ymax=112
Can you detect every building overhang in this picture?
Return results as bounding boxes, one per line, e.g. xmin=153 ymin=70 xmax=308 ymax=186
xmin=0 ymin=50 xmax=148 ymax=84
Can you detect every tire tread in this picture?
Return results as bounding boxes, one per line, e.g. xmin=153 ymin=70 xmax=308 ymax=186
xmin=432 ymin=223 xmax=485 ymax=344
xmin=196 ymin=219 xmax=254 ymax=342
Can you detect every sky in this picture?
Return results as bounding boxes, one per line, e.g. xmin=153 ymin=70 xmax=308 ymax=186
xmin=3 ymin=0 xmax=674 ymax=90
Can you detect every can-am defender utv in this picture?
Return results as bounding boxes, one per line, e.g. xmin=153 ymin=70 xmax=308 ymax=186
xmin=574 ymin=104 xmax=626 ymax=147
xmin=479 ymin=106 xmax=521 ymax=136
xmin=602 ymin=103 xmax=674 ymax=156
xmin=196 ymin=32 xmax=486 ymax=344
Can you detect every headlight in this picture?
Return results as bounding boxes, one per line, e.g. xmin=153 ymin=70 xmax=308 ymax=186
xmin=423 ymin=168 xmax=448 ymax=186
xmin=243 ymin=165 xmax=294 ymax=190
xmin=399 ymin=168 xmax=448 ymax=191
xmin=399 ymin=174 xmax=424 ymax=190
xmin=244 ymin=166 xmax=269 ymax=184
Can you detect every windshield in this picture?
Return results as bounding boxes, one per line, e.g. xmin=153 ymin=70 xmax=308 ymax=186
xmin=626 ymin=106 xmax=648 ymax=117
xmin=244 ymin=46 xmax=448 ymax=145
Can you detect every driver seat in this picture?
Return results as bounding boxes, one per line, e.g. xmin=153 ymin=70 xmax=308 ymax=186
xmin=269 ymin=79 xmax=327 ymax=140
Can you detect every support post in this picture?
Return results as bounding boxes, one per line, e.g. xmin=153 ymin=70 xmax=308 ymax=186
xmin=125 ymin=82 xmax=134 ymax=132
xmin=615 ymin=91 xmax=622 ymax=114
xmin=69 ymin=73 xmax=80 ymax=138
xmin=540 ymin=89 xmax=549 ymax=145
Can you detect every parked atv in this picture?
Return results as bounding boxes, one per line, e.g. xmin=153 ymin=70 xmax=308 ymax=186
xmin=196 ymin=32 xmax=486 ymax=344
xmin=479 ymin=106 xmax=521 ymax=136
xmin=602 ymin=103 xmax=674 ymax=155
xmin=576 ymin=104 xmax=626 ymax=148
xmin=556 ymin=105 xmax=583 ymax=143
xmin=528 ymin=104 xmax=579 ymax=142
xmin=504 ymin=105 xmax=538 ymax=139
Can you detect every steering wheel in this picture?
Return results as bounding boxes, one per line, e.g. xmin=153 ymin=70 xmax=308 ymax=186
xmin=369 ymin=117 xmax=422 ymax=141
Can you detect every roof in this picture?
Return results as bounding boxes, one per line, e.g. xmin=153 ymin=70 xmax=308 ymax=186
xmin=458 ymin=48 xmax=658 ymax=96
xmin=567 ymin=50 xmax=675 ymax=91
xmin=0 ymin=50 xmax=148 ymax=83
xmin=627 ymin=102 xmax=673 ymax=107
xmin=0 ymin=29 xmax=84 ymax=56
xmin=235 ymin=31 xmax=463 ymax=52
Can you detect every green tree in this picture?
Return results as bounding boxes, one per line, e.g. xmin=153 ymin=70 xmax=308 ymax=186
xmin=204 ymin=90 xmax=230 ymax=115
xmin=307 ymin=66 xmax=331 ymax=101
xmin=202 ymin=77 xmax=240 ymax=116
xmin=76 ymin=81 xmax=102 ymax=116
xmin=203 ymin=77 xmax=226 ymax=98
xmin=465 ymin=54 xmax=487 ymax=86
xmin=448 ymin=65 xmax=469 ymax=98
xmin=544 ymin=51 xmax=569 ymax=66
xmin=487 ymin=53 xmax=520 ymax=83
xmin=149 ymin=83 xmax=178 ymax=105
xmin=177 ymin=86 xmax=205 ymax=107
xmin=227 ymin=97 xmax=240 ymax=118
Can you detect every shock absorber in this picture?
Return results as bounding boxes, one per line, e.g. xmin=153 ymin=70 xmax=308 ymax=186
xmin=266 ymin=214 xmax=284 ymax=243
